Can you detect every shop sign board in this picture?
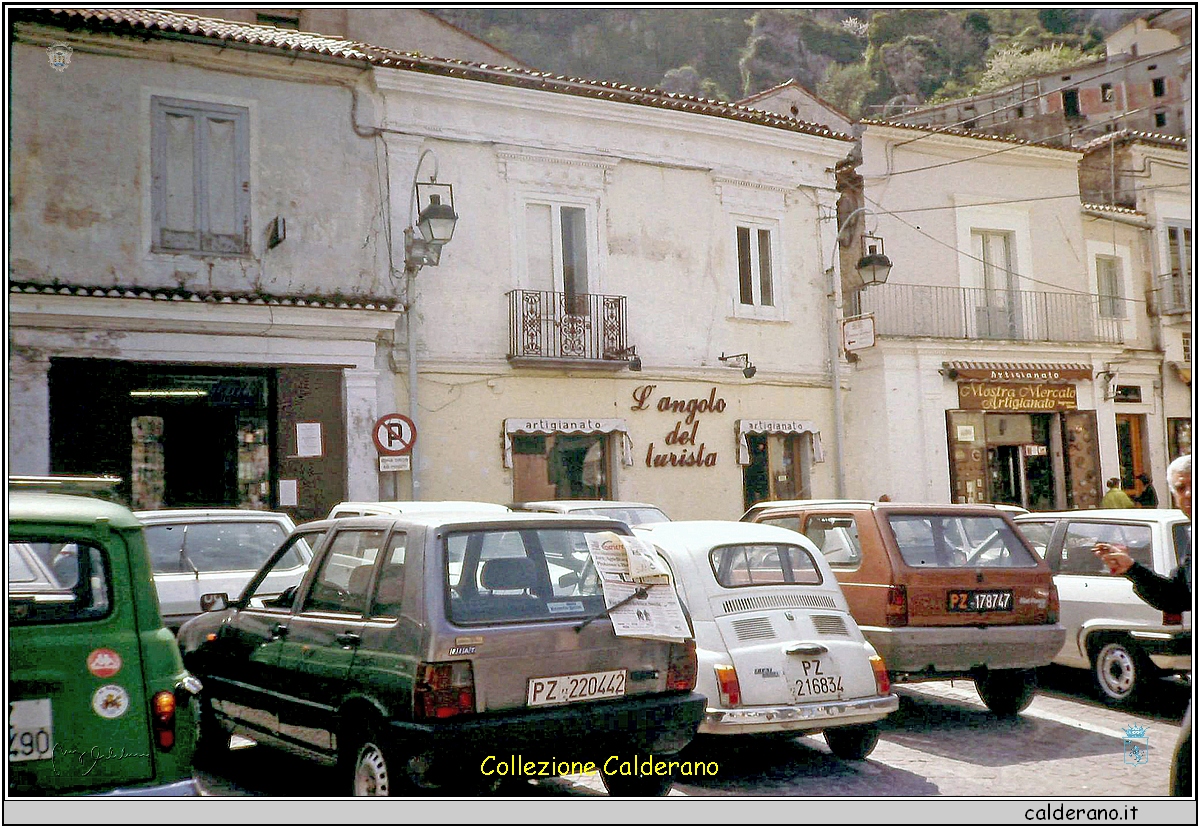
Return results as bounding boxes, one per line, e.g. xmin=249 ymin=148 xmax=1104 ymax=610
xmin=958 ymin=382 xmax=1077 ymax=412
xmin=842 ymin=314 xmax=875 ymax=352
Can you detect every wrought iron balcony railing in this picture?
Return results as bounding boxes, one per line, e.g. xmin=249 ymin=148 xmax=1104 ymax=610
xmin=858 ymin=284 xmax=1125 ymax=345
xmin=507 ymin=289 xmax=630 ymax=365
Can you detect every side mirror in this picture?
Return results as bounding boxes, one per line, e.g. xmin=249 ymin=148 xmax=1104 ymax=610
xmin=558 ymin=572 xmax=580 ymax=589
xmin=199 ymin=592 xmax=230 ymax=612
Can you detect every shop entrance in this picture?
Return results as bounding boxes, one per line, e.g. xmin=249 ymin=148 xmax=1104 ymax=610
xmin=1115 ymin=413 xmax=1148 ymax=492
xmin=947 ymin=409 xmax=1101 ymax=509
xmin=741 ymin=432 xmax=813 ymax=511
xmin=48 ymin=359 xmax=347 ymax=519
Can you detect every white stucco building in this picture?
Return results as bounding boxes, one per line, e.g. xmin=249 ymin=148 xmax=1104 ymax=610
xmin=8 ymin=8 xmax=855 ymax=522
xmin=838 ymin=121 xmax=1182 ymax=509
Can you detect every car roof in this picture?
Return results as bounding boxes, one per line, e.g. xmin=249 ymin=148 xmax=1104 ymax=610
xmin=750 ymin=499 xmax=1013 ymax=515
xmin=300 ymin=512 xmax=632 ymax=532
xmin=8 ymin=491 xmax=143 ymax=531
xmin=514 ymin=500 xmax=663 ymax=511
xmin=330 ymin=501 xmax=511 ymax=514
xmin=1015 ymin=508 xmax=1187 ymax=521
xmin=134 ymin=508 xmax=294 ymax=523
xmin=636 ymin=519 xmax=812 ymax=551
xmin=748 ymin=499 xmax=876 ymax=511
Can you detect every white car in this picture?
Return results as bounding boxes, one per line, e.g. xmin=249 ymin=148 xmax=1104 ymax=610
xmin=136 ymin=509 xmax=300 ymax=631
xmin=327 ymin=501 xmax=511 ymax=519
xmin=1014 ymin=509 xmax=1191 ymax=705
xmin=633 ymin=520 xmax=898 ymax=758
xmin=512 ymin=500 xmax=671 ymax=525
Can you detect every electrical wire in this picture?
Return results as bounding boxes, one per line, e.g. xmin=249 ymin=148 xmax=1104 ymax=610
xmin=872 ymin=181 xmax=1188 ymax=215
xmin=863 ymin=194 xmax=1155 ymax=303
xmin=872 ymin=104 xmax=1164 ymax=178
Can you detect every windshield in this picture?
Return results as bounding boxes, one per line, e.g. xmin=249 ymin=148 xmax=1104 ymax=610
xmin=144 ymin=520 xmax=293 ymax=573
xmin=709 ymin=543 xmax=822 ymax=587
xmin=571 ymin=506 xmax=670 ymax=525
xmin=887 ymin=515 xmax=1039 ymax=568
xmin=445 ymin=528 xmax=611 ymax=624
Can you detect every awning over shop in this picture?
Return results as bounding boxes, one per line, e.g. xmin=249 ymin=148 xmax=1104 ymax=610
xmin=1169 ymin=361 xmax=1192 ymax=385
xmin=503 ymin=418 xmax=634 ymax=468
xmin=735 ymin=419 xmax=825 ymax=465
xmin=941 ymin=361 xmax=1094 ymax=382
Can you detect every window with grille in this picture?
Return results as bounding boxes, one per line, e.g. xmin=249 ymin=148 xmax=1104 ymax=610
xmin=151 ymin=97 xmax=250 ymax=255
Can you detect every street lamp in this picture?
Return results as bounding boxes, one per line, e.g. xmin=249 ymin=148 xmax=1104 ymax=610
xmin=824 ymin=206 xmax=893 ymax=498
xmin=402 ymin=149 xmax=459 ymax=500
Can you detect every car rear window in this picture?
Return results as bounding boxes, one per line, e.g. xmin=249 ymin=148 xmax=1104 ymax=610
xmin=887 ymin=515 xmax=1038 ymax=568
xmin=709 ymin=543 xmax=822 ymax=587
xmin=1014 ymin=520 xmax=1055 ymax=557
xmin=9 ymin=540 xmax=111 ymax=625
xmin=1061 ymin=522 xmax=1153 ymax=575
xmin=445 ymin=528 xmax=609 ymax=624
xmin=144 ymin=520 xmax=293 ymax=574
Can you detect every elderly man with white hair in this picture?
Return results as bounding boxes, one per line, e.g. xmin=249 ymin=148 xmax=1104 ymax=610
xmin=1096 ymin=453 xmax=1191 ymax=797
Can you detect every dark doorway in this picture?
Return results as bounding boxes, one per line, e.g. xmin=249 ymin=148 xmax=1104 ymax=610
xmin=742 ymin=433 xmax=770 ymax=511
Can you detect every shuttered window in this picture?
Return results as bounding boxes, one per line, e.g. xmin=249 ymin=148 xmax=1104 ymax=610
xmin=151 ymin=97 xmax=250 ymax=255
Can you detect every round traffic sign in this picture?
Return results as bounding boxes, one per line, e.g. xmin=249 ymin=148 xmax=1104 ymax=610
xmin=372 ymin=413 xmax=417 ymax=456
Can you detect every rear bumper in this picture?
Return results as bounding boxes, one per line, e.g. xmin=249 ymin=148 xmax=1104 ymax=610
xmin=387 ymin=691 xmax=706 ymax=761
xmin=1130 ymin=628 xmax=1192 ymax=672
xmin=861 ymin=623 xmax=1066 ymax=676
xmin=700 ymin=693 xmax=899 ymax=735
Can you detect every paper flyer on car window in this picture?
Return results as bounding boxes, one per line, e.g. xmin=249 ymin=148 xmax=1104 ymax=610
xmin=584 ymin=532 xmax=689 ymax=642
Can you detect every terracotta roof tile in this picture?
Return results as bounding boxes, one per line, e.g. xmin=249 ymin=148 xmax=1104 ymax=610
xmin=22 ymin=8 xmax=852 ymax=143
xmin=1080 ymin=201 xmax=1146 ymax=216
xmin=8 ymin=280 xmax=400 ymax=311
xmin=863 ymin=118 xmax=1082 ymax=153
xmin=1081 ymin=128 xmax=1188 ymax=153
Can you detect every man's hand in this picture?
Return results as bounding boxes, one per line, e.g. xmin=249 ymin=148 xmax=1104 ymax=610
xmin=1094 ymin=542 xmax=1134 ymax=575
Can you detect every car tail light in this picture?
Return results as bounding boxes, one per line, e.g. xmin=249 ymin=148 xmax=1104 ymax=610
xmin=885 ymin=585 xmax=908 ymax=627
xmin=713 ymin=664 xmax=741 ymax=707
xmin=666 ymin=639 xmax=698 ymax=692
xmin=414 ymin=661 xmax=475 ymax=721
xmin=1163 ymin=611 xmax=1183 ymax=626
xmin=1047 ymin=582 xmax=1059 ymax=625
xmin=869 ymin=654 xmax=890 ymax=696
xmin=151 ymin=691 xmax=176 ymax=750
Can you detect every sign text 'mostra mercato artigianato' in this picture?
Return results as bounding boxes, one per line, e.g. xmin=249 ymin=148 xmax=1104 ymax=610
xmin=958 ymin=381 xmax=1078 ymax=412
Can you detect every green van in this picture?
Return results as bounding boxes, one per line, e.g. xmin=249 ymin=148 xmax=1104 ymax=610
xmin=8 ymin=478 xmax=200 ymax=795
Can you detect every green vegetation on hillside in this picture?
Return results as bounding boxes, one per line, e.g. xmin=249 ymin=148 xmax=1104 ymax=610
xmin=431 ymin=8 xmax=1132 ymax=119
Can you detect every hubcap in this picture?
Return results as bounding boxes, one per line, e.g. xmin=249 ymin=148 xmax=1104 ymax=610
xmin=353 ymin=742 xmax=390 ymax=796
xmin=1098 ymin=645 xmax=1135 ymax=697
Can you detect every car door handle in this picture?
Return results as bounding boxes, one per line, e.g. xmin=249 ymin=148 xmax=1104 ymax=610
xmin=269 ymin=623 xmax=289 ymax=640
xmin=785 ymin=643 xmax=828 ymax=656
xmin=335 ymin=632 xmax=362 ymax=648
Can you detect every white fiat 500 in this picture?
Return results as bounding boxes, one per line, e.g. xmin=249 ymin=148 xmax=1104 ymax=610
xmin=634 ymin=521 xmax=898 ymax=759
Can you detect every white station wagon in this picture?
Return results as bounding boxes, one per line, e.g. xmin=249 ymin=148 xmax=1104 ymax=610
xmin=634 ymin=521 xmax=898 ymax=759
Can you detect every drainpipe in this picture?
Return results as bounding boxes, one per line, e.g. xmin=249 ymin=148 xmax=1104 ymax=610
xmin=828 ymin=262 xmax=847 ymax=498
xmin=405 ymin=265 xmax=421 ymax=500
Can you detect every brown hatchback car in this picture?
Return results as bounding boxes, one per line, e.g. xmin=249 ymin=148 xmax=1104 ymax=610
xmin=742 ymin=500 xmax=1065 ymax=715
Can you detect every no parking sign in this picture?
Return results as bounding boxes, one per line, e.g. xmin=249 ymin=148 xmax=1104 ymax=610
xmin=373 ymin=413 xmax=417 ymax=456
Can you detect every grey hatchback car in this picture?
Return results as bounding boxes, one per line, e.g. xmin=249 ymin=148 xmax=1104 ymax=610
xmin=177 ymin=513 xmax=705 ymax=796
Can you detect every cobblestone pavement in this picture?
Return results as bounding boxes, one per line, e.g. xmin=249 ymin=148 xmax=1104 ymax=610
xmin=196 ymin=666 xmax=1189 ymax=798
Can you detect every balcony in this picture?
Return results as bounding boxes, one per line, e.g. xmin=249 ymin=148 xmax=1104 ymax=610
xmin=507 ymin=289 xmax=632 ymax=367
xmin=1159 ymin=275 xmax=1192 ymax=316
xmin=858 ymin=284 xmax=1124 ymax=345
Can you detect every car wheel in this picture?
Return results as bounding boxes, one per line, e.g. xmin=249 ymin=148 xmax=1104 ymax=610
xmin=343 ymin=727 xmax=399 ymax=797
xmin=974 ymin=668 xmax=1037 ymax=716
xmin=1092 ymin=638 xmax=1153 ymax=706
xmin=193 ymin=695 xmax=230 ymax=766
xmin=599 ymin=755 xmax=676 ymax=796
xmin=824 ymin=724 xmax=881 ymax=760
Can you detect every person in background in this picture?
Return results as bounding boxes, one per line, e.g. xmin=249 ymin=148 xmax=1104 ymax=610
xmin=1135 ymin=473 xmax=1159 ymax=509
xmin=1101 ymin=477 xmax=1136 ymax=509
xmin=877 ymin=494 xmax=891 ymax=502
xmin=1095 ymin=454 xmax=1191 ymax=796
